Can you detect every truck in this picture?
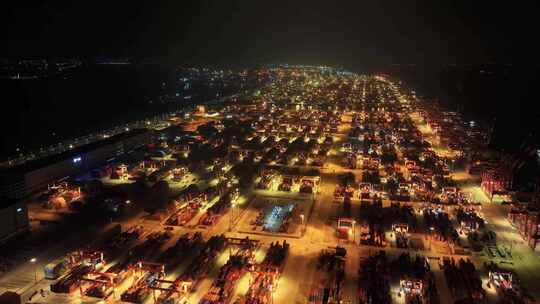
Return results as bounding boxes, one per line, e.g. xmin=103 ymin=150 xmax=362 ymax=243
xmin=44 ymin=258 xmax=67 ymax=280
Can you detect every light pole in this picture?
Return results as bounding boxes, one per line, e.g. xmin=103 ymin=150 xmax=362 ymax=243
xmin=300 ymin=213 xmax=305 ymax=235
xmin=429 ymin=227 xmax=434 ymax=251
xmin=229 ymin=202 xmax=235 ymax=232
xmin=353 ymin=220 xmax=356 ymax=244
xmin=269 ymin=283 xmax=274 ymax=304
xmin=30 ymin=257 xmax=37 ymax=283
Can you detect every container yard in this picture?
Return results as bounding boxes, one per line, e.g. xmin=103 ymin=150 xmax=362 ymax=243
xmin=120 ymin=262 xmax=165 ymax=303
xmin=166 ymin=195 xmax=207 ymax=226
xmin=41 ymin=182 xmax=84 ymax=211
xmin=175 ymin=235 xmax=228 ymax=293
xmin=199 ymin=237 xmax=259 ymax=304
xmin=309 ymin=247 xmax=346 ymax=304
xmin=81 ymin=261 xmax=134 ymax=299
xmin=357 ymin=251 xmax=392 ymax=304
xmin=49 ymin=250 xmax=105 ymax=294
xmin=440 ymin=257 xmax=485 ymax=302
xmin=124 ymin=230 xmax=173 ymax=264
xmin=198 ymin=191 xmax=235 ymax=226
xmin=3 ymin=68 xmax=540 ymax=304
xmin=108 ymin=225 xmax=145 ymax=253
xmin=158 ymin=233 xmax=204 ymax=269
xmin=357 ymin=251 xmax=438 ymax=304
xmin=240 ymin=241 xmax=289 ymax=304
xmin=395 ymin=253 xmax=438 ymax=304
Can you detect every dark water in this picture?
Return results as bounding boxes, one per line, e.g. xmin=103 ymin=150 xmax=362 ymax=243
xmin=0 ymin=64 xmax=220 ymax=160
xmin=384 ymin=65 xmax=540 ymax=152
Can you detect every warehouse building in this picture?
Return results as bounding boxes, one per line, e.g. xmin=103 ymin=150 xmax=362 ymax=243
xmin=0 ymin=199 xmax=29 ymax=243
xmin=0 ymin=129 xmax=152 ymax=199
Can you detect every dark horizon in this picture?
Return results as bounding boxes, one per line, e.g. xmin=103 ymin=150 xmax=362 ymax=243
xmin=2 ymin=1 xmax=540 ymax=162
xmin=3 ymin=1 xmax=540 ymax=67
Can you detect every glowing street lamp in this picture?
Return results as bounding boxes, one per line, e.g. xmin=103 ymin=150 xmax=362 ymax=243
xmin=30 ymin=257 xmax=37 ymax=283
xmin=300 ymin=213 xmax=306 ymax=235
xmin=429 ymin=227 xmax=434 ymax=250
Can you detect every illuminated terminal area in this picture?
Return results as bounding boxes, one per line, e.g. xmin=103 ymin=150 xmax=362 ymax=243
xmin=1 ymin=67 xmax=539 ymax=304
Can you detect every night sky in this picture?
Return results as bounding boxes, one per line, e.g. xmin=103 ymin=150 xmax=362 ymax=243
xmin=2 ymin=1 xmax=539 ymax=67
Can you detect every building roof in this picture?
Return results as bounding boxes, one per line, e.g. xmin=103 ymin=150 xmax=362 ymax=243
xmin=1 ymin=129 xmax=150 ymax=176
